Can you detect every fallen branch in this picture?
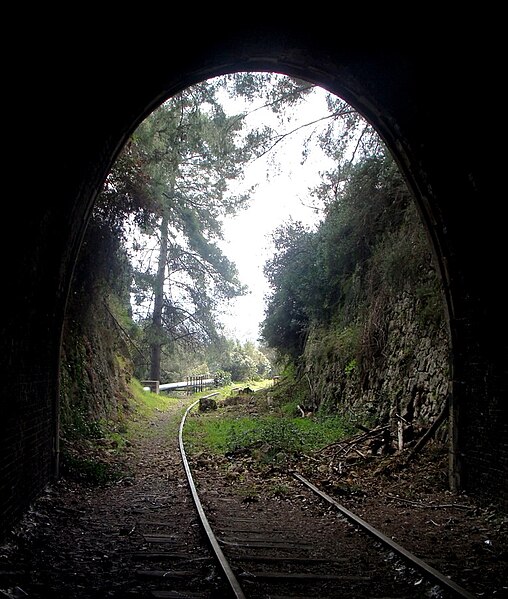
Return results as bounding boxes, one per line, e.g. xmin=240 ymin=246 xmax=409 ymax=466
xmin=317 ymin=426 xmax=386 ymax=457
xmin=407 ymin=401 xmax=449 ymax=460
xmin=355 ymin=423 xmax=371 ymax=433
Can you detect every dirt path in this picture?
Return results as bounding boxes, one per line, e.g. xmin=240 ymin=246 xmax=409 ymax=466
xmin=1 ymin=395 xmax=506 ymax=598
xmin=0 ymin=398 xmax=226 ymax=598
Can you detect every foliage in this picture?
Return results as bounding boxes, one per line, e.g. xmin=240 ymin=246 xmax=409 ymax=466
xmin=96 ymin=74 xmax=317 ymax=382
xmin=60 ymin=452 xmax=124 ymax=486
xmin=213 ymin=339 xmax=272 ymax=381
xmin=184 ymin=411 xmax=355 ymax=464
xmin=60 ymin=293 xmax=135 ymax=436
xmin=120 ymin=82 xmax=254 ymax=380
xmin=260 ymin=146 xmax=446 ymax=420
xmin=214 ymin=369 xmax=232 ymax=386
xmin=260 ymin=153 xmax=435 ymax=359
xmin=260 ymin=221 xmax=315 ymax=359
xmin=84 ymin=73 xmax=376 ymax=385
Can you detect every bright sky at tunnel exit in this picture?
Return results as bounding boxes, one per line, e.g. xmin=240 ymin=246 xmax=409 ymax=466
xmin=216 ymin=83 xmax=335 ymax=343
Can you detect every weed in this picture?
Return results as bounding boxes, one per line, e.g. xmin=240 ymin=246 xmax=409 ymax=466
xmin=183 ymin=409 xmax=355 ymax=465
xmin=60 ymin=451 xmax=124 ymax=486
xmin=270 ymin=482 xmax=291 ymax=498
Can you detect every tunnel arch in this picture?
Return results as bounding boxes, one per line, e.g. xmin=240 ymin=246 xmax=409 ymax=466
xmin=100 ymin=68 xmax=457 ymax=423
xmin=70 ymin=57 xmax=459 ymax=474
xmin=2 ymin=31 xmax=504 ymax=539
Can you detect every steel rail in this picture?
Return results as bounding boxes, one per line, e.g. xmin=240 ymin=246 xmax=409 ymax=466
xmin=179 ymin=398 xmax=246 ymax=599
xmin=293 ymin=472 xmax=476 ymax=599
xmin=180 ymin=396 xmax=475 ymax=598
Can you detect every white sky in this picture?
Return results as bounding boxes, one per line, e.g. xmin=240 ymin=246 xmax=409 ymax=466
xmin=217 ymin=85 xmax=335 ymax=343
xmin=127 ymin=81 xmax=341 ymax=344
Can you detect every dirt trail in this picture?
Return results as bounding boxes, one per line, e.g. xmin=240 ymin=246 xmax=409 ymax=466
xmin=1 ymin=396 xmax=506 ymax=598
xmin=0 ymin=399 xmax=224 ymax=598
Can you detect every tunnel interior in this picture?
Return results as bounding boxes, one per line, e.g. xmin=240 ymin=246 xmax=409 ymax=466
xmin=1 ymin=30 xmax=506 ymax=543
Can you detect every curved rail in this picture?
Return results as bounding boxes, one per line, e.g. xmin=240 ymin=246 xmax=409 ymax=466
xmin=180 ymin=395 xmax=476 ymax=599
xmin=179 ymin=398 xmax=246 ymax=599
xmin=293 ymin=472 xmax=476 ymax=599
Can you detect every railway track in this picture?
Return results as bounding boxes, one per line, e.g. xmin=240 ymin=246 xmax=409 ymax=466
xmin=179 ymin=397 xmax=477 ymax=599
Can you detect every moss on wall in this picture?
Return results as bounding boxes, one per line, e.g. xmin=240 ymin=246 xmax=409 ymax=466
xmin=59 ymin=292 xmax=134 ymax=441
xmin=301 ymin=281 xmax=450 ymax=433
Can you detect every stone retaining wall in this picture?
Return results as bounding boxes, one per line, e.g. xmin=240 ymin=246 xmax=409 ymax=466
xmin=305 ymin=289 xmax=451 ymax=435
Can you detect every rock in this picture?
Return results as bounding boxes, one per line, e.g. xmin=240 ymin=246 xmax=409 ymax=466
xmin=199 ymin=397 xmax=217 ymax=411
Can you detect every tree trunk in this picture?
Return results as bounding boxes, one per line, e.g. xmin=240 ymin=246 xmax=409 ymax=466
xmin=150 ymin=208 xmax=170 ymax=382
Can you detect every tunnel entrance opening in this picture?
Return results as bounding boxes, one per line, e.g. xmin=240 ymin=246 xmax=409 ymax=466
xmin=59 ymin=71 xmax=454 ymax=501
xmin=2 ymin=36 xmax=505 ymax=592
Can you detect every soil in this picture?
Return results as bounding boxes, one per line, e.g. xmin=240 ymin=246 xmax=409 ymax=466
xmin=0 ymin=394 xmax=506 ymax=598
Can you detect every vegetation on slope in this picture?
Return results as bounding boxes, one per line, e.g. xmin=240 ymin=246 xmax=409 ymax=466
xmin=260 ymin=153 xmax=448 ymax=422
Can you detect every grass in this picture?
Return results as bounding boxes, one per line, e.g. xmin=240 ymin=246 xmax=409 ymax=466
xmin=130 ymin=378 xmax=178 ymax=417
xmin=60 ymin=378 xmax=181 ymax=484
xmin=60 ymin=378 xmax=277 ymax=484
xmin=185 ymin=414 xmax=353 ymax=454
xmin=60 ymin=453 xmax=124 ymax=486
xmin=128 ymin=378 xmax=273 ymax=438
xmin=182 ymin=392 xmax=355 ymax=464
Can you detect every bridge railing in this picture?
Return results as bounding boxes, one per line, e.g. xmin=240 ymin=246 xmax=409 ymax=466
xmin=142 ymin=375 xmax=215 ymax=394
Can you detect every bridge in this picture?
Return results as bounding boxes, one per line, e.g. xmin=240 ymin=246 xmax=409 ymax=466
xmin=142 ymin=376 xmax=215 ymax=393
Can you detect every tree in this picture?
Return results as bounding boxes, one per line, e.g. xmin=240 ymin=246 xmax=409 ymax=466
xmin=212 ymin=338 xmax=272 ymax=382
xmin=122 ymin=74 xmax=318 ymax=381
xmin=100 ymin=72 xmax=374 ymax=381
xmin=124 ymin=80 xmax=257 ymax=381
xmin=261 ymin=221 xmax=317 ymax=359
xmin=260 ymin=152 xmax=419 ymax=362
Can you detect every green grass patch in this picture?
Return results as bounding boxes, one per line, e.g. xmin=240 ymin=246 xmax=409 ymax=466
xmin=130 ymin=378 xmax=178 ymax=414
xmin=124 ymin=378 xmax=180 ymax=438
xmin=60 ymin=452 xmax=124 ymax=486
xmin=183 ymin=410 xmax=355 ymax=463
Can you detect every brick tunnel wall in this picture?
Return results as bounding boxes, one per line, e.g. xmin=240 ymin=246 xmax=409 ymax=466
xmin=1 ymin=377 xmax=56 ymax=540
xmin=0 ymin=207 xmax=68 ymax=541
xmin=460 ymin=361 xmax=508 ymax=510
xmin=1 ymin=37 xmax=506 ymax=540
